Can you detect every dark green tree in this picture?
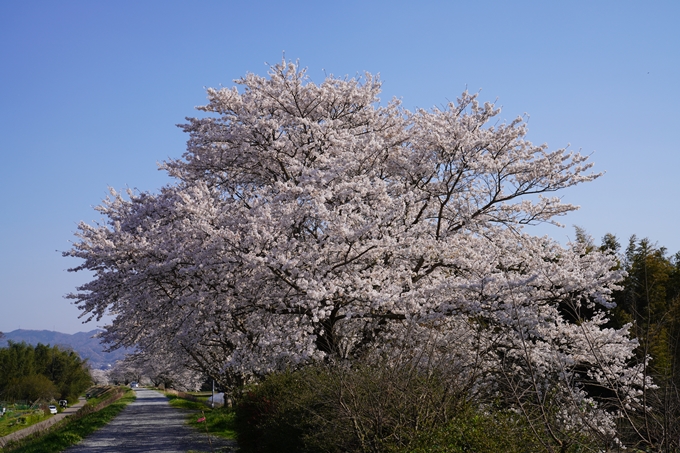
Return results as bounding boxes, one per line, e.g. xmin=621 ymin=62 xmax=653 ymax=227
xmin=0 ymin=342 xmax=92 ymax=403
xmin=603 ymin=235 xmax=680 ymax=451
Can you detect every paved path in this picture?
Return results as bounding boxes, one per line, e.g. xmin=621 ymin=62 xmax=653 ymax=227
xmin=64 ymin=388 xmax=237 ymax=453
xmin=0 ymin=397 xmax=87 ymax=447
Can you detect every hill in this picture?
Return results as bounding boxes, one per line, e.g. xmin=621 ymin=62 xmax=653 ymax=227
xmin=0 ymin=329 xmax=132 ymax=369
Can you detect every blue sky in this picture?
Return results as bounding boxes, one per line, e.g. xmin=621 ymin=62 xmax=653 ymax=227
xmin=1 ymin=0 xmax=678 ymax=334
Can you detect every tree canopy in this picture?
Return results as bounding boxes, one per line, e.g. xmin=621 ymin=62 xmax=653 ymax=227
xmin=0 ymin=342 xmax=91 ymax=403
xmin=66 ymin=61 xmax=649 ymax=447
xmin=602 ymin=235 xmax=680 ymax=449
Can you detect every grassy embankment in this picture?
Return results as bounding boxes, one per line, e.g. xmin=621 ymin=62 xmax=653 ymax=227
xmin=0 ymin=405 xmax=52 ymax=438
xmin=1 ymin=386 xmax=135 ymax=453
xmin=165 ymin=390 xmax=236 ymax=440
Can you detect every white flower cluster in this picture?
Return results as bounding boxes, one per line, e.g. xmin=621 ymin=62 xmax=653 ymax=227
xmin=66 ymin=61 xmax=647 ymax=441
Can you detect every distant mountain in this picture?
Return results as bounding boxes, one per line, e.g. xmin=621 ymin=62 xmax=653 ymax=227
xmin=0 ymin=329 xmax=133 ymax=369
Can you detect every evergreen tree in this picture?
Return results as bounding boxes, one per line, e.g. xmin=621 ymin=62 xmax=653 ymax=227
xmin=603 ymin=234 xmax=680 ymax=450
xmin=0 ymin=342 xmax=92 ymax=403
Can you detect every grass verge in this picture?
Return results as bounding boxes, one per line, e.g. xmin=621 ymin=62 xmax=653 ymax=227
xmin=2 ymin=389 xmax=135 ymax=453
xmin=165 ymin=392 xmax=236 ymax=440
xmin=0 ymin=409 xmax=50 ymax=437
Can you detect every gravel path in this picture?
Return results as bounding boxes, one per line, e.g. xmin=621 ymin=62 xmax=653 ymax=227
xmin=64 ymin=388 xmax=237 ymax=453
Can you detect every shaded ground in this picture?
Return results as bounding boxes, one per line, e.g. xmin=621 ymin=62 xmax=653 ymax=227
xmin=64 ymin=388 xmax=236 ymax=453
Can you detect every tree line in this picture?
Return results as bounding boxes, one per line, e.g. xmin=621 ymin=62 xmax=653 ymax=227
xmin=603 ymin=233 xmax=680 ymax=450
xmin=0 ymin=342 xmax=91 ymax=404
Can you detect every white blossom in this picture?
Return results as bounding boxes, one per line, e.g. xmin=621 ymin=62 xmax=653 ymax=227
xmin=66 ymin=61 xmax=647 ymax=441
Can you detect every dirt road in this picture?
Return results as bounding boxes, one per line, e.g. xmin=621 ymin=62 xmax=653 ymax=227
xmin=64 ymin=388 xmax=236 ymax=452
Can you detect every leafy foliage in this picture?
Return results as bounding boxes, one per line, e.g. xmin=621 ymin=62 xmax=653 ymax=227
xmin=0 ymin=329 xmax=131 ymax=370
xmin=0 ymin=342 xmax=91 ymax=403
xmin=604 ymin=235 xmax=680 ymax=450
xmin=234 ymin=363 xmax=553 ymax=453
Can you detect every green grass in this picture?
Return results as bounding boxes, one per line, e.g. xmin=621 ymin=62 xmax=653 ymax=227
xmin=166 ymin=393 xmax=206 ymax=411
xmin=2 ymin=389 xmax=135 ymax=453
xmin=0 ymin=408 xmax=50 ymax=437
xmin=83 ymin=386 xmax=119 ymax=406
xmin=188 ymin=409 xmax=236 ymax=439
xmin=166 ymin=393 xmax=237 ymax=440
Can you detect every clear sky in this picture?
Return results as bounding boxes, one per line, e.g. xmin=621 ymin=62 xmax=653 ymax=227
xmin=1 ymin=0 xmax=678 ymax=334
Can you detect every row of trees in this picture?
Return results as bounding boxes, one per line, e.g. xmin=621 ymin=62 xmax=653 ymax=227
xmin=65 ymin=61 xmax=664 ymax=450
xmin=602 ymin=234 xmax=680 ymax=450
xmin=0 ymin=342 xmax=92 ymax=404
xmin=103 ymin=352 xmax=204 ymax=391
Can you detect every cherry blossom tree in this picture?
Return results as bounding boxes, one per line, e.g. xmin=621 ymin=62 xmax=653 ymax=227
xmin=121 ymin=348 xmax=205 ymax=391
xmin=89 ymin=368 xmax=109 ymax=386
xmin=66 ymin=61 xmax=649 ymax=445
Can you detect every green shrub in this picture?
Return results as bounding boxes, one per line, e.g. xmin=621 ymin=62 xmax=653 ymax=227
xmin=235 ymin=369 xmax=329 ymax=453
xmin=403 ymin=406 xmax=539 ymax=453
xmin=234 ymin=364 xmax=473 ymax=453
xmin=233 ymin=363 xmax=605 ymax=453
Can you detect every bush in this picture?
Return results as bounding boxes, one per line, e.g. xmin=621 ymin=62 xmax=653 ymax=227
xmin=403 ymin=406 xmax=539 ymax=453
xmin=234 ymin=363 xmax=549 ymax=453
xmin=235 ymin=368 xmax=337 ymax=453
